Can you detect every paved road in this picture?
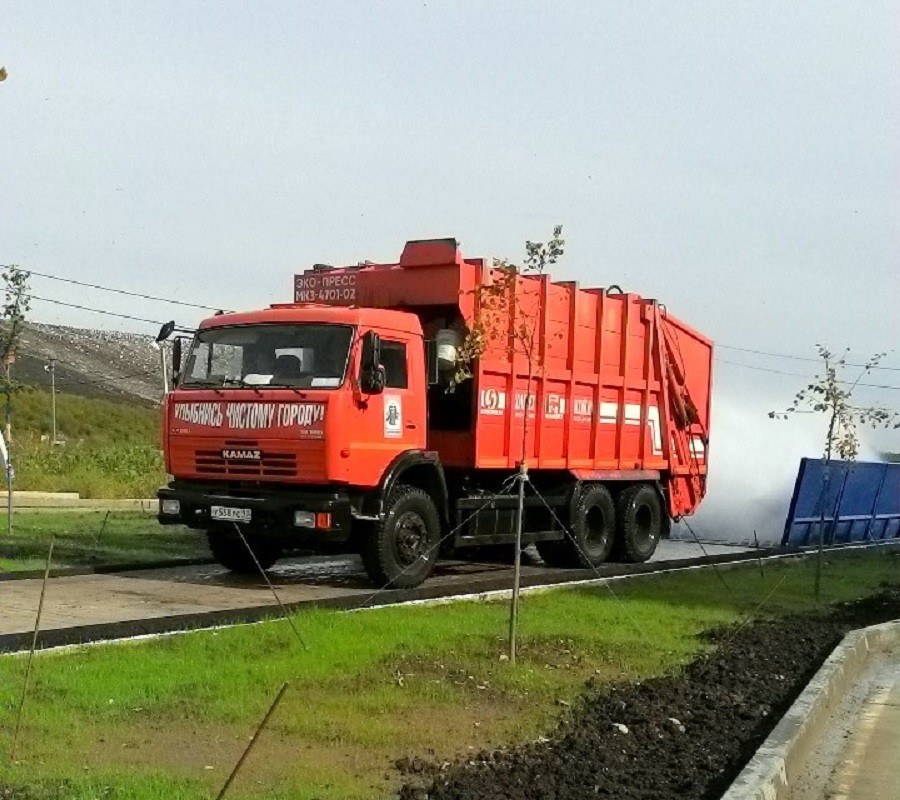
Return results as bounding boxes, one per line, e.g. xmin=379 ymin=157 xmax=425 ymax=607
xmin=0 ymin=541 xmax=751 ymax=649
xmin=787 ymin=634 xmax=900 ymax=800
xmin=830 ymin=667 xmax=900 ymax=799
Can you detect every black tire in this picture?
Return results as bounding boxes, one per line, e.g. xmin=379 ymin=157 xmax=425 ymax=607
xmin=612 ymin=484 xmax=664 ymax=563
xmin=207 ymin=529 xmax=281 ymax=574
xmin=360 ymin=484 xmax=441 ymax=589
xmin=537 ymin=484 xmax=616 ymax=569
xmin=569 ymin=484 xmax=617 ymax=568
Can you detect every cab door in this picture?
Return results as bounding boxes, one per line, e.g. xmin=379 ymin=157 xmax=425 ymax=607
xmin=378 ymin=336 xmax=425 ymax=453
xmin=344 ymin=330 xmax=426 ymax=487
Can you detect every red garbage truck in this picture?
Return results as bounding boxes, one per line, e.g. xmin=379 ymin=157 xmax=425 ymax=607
xmin=157 ymin=238 xmax=713 ymax=587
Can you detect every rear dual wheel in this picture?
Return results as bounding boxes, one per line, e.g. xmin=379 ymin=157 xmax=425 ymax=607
xmin=536 ymin=484 xmax=616 ymax=569
xmin=612 ymin=484 xmax=665 ymax=563
xmin=537 ymin=482 xmax=666 ymax=568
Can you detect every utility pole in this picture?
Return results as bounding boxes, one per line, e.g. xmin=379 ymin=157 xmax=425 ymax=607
xmin=44 ymin=359 xmax=57 ymax=443
xmin=4 ymin=354 xmax=12 ymax=537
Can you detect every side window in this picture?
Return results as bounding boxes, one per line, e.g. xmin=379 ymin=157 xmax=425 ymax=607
xmin=187 ymin=341 xmax=210 ymax=380
xmin=381 ymin=341 xmax=408 ymax=389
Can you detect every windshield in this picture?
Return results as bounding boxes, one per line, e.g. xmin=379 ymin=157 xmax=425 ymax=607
xmin=180 ymin=324 xmax=353 ymax=389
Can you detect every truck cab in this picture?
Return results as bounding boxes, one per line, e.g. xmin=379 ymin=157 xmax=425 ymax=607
xmin=158 ymin=302 xmax=450 ymax=587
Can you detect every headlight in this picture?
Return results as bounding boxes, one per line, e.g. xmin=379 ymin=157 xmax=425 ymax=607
xmin=161 ymin=499 xmax=181 ymax=516
xmin=294 ymin=511 xmax=316 ymax=528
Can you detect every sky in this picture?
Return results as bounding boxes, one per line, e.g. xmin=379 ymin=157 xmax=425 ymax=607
xmin=1 ymin=1 xmax=899 ymax=538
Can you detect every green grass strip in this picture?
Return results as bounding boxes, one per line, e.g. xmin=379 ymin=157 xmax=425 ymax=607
xmin=0 ymin=546 xmax=896 ymax=799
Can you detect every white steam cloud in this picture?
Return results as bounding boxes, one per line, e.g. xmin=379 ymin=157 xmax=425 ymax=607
xmin=673 ymin=386 xmax=884 ymax=546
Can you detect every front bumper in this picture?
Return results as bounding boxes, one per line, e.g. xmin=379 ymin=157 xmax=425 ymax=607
xmin=157 ymin=482 xmax=353 ymax=543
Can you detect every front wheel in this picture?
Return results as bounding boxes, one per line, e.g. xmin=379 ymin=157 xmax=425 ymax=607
xmin=207 ymin=529 xmax=282 ymax=574
xmin=360 ymin=485 xmax=441 ymax=589
xmin=613 ymin=484 xmax=664 ymax=563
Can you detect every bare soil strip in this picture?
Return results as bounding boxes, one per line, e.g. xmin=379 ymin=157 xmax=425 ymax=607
xmin=397 ymin=589 xmax=900 ymax=800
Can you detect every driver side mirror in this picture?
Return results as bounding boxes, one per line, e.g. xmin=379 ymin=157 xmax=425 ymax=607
xmin=156 ymin=320 xmax=175 ymax=342
xmin=360 ymin=330 xmax=385 ymax=394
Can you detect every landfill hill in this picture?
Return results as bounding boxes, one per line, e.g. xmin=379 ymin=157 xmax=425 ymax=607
xmin=14 ymin=322 xmax=163 ymax=405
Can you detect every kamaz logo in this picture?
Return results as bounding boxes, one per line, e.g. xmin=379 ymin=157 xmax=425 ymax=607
xmin=222 ymin=449 xmax=261 ymax=461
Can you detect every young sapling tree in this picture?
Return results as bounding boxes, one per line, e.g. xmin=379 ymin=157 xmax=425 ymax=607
xmin=770 ymin=345 xmax=899 ymax=599
xmin=453 ymin=226 xmax=566 ymax=662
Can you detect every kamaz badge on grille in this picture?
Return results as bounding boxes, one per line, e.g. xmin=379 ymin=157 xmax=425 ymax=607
xmin=222 ymin=449 xmax=262 ymax=460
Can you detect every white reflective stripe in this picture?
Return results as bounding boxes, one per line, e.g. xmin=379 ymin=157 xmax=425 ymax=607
xmin=478 ymin=395 xmax=666 ymax=455
xmin=648 ymin=406 xmax=663 ymax=454
xmin=599 ymin=402 xmax=663 ymax=454
xmin=599 ymin=401 xmax=617 ymax=422
xmin=623 ymin=403 xmax=642 ymax=423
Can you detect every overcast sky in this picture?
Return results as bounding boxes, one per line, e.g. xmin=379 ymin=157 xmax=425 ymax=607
xmin=2 ymin=2 xmax=899 ymax=508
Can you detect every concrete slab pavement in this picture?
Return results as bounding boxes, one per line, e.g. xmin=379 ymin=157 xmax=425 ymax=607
xmin=826 ymin=664 xmax=900 ymax=799
xmin=0 ymin=540 xmax=753 ymax=650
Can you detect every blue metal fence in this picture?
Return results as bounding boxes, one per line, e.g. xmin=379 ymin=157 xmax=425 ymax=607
xmin=782 ymin=459 xmax=900 ymax=547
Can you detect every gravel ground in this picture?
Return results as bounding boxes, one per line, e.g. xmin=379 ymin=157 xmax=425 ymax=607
xmin=397 ymin=588 xmax=900 ymax=800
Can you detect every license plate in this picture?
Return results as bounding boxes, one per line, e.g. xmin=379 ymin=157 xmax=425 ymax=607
xmin=211 ymin=506 xmax=252 ymax=523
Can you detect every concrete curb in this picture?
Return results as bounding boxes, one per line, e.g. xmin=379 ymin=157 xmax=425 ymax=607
xmin=0 ymin=496 xmax=157 ymax=511
xmin=720 ymin=619 xmax=900 ymax=800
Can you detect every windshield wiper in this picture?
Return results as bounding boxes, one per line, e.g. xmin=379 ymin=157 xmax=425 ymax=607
xmin=221 ymin=377 xmax=263 ymax=395
xmin=180 ymin=379 xmax=224 ymax=394
xmin=265 ymin=382 xmax=309 ymax=397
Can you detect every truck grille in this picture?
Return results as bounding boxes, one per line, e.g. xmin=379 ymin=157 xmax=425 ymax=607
xmin=194 ymin=441 xmax=297 ymax=478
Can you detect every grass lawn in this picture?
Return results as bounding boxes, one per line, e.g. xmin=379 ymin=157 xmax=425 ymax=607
xmin=0 ymin=511 xmax=208 ymax=573
xmin=10 ymin=438 xmax=166 ymax=499
xmin=9 ymin=387 xmax=166 ymax=499
xmin=0 ymin=546 xmax=897 ymax=799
